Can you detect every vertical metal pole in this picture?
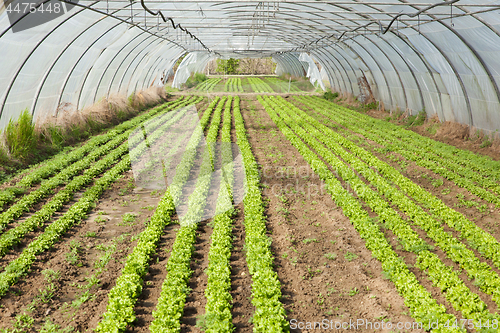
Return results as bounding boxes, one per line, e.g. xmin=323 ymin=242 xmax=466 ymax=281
xmin=450 ymin=4 xmax=454 ymax=27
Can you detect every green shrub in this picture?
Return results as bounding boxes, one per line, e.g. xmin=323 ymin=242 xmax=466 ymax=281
xmin=184 ymin=72 xmax=208 ymax=88
xmin=5 ymin=109 xmax=37 ymax=162
xmin=323 ymin=91 xmax=339 ymax=101
xmin=193 ymin=72 xmax=207 ymax=82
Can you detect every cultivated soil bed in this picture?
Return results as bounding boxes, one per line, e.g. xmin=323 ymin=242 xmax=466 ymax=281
xmin=2 ymin=91 xmax=500 ymax=332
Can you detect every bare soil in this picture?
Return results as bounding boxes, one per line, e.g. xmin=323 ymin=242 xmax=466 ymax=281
xmin=2 ymin=91 xmax=500 ymax=333
xmin=240 ymin=96 xmax=423 ymax=332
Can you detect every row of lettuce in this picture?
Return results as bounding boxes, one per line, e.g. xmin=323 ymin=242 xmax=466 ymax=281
xmin=248 ymin=77 xmax=274 ymax=93
xmin=0 ymin=96 xmax=204 ymax=297
xmin=224 ymin=78 xmax=244 ymax=93
xmin=259 ymin=95 xmax=500 ymax=332
xmin=0 ymin=98 xmax=199 ymax=258
xmin=97 ymin=95 xmax=289 ymax=332
xmin=265 ymin=77 xmax=302 ymax=93
xmin=295 ymin=96 xmax=500 ymax=270
xmin=298 ymin=96 xmax=500 ymax=203
xmin=195 ymin=78 xmax=222 ymax=92
xmin=0 ymin=97 xmax=187 ymax=212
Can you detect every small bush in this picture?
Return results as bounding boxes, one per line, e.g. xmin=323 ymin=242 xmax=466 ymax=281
xmin=184 ymin=72 xmax=207 ymax=88
xmin=323 ymin=91 xmax=339 ymax=101
xmin=5 ymin=109 xmax=37 ymax=162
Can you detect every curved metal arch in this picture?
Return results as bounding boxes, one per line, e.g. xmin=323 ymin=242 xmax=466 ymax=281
xmin=314 ymin=48 xmax=353 ymax=94
xmin=0 ymin=0 xmax=183 ymax=120
xmin=141 ymin=51 xmax=177 ymax=89
xmin=312 ymin=36 xmax=384 ymax=100
xmin=276 ymin=54 xmax=294 ymax=76
xmin=285 ymin=53 xmax=307 ymax=77
xmin=0 ymin=2 xmax=188 ymax=117
xmin=315 ymin=47 xmax=363 ymax=96
xmin=275 ymin=34 xmax=354 ymax=93
xmin=308 ymin=51 xmax=342 ymax=91
xmin=378 ymin=34 xmax=435 ymax=114
xmin=90 ymin=32 xmax=154 ymax=103
xmin=222 ymin=1 xmax=387 ymax=50
xmin=135 ymin=55 xmax=166 ymax=91
xmin=52 ymin=5 xmax=179 ymax=109
xmin=76 ymin=52 xmax=104 ymax=110
xmin=315 ymin=47 xmax=357 ymax=96
xmin=138 ymin=56 xmax=165 ymax=90
xmin=279 ymin=53 xmax=305 ymax=77
xmin=371 ymin=34 xmax=425 ymax=113
xmin=338 ymin=39 xmax=395 ymax=108
xmin=226 ymin=4 xmax=380 ymax=52
xmin=353 ymin=36 xmax=408 ymax=111
xmin=0 ymin=2 xmax=90 ymax=119
xmin=271 ymin=1 xmax=431 ymax=114
xmin=406 ymin=34 xmax=472 ymax=126
xmin=312 ymin=3 xmax=407 ymax=110
xmin=274 ymin=4 xmax=396 ymax=107
xmin=57 ymin=27 xmax=144 ymax=109
xmin=326 ymin=44 xmax=375 ymax=98
xmin=142 ymin=50 xmax=185 ymax=88
xmin=30 ymin=13 xmax=127 ymax=114
xmin=116 ymin=38 xmax=166 ymax=94
xmin=99 ymin=34 xmax=157 ymax=103
xmin=326 ymin=40 xmax=387 ymax=103
xmin=350 ymin=0 xmax=473 ymax=126
xmin=378 ymin=32 xmax=445 ymax=119
xmin=123 ymin=40 xmax=180 ymax=93
xmin=401 ymin=0 xmax=500 ymax=115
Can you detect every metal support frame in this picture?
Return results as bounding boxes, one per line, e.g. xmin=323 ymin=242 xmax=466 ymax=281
xmin=402 ymin=0 xmax=500 ymax=128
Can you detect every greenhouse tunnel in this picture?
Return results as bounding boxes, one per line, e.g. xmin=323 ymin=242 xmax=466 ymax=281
xmin=1 ymin=0 xmax=500 ymax=136
xmin=4 ymin=1 xmax=500 ymax=331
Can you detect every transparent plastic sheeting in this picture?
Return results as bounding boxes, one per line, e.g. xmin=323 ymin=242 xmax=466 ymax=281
xmin=0 ymin=1 xmax=185 ymax=130
xmin=308 ymin=3 xmax=500 ymax=135
xmin=273 ymin=53 xmax=307 ymax=78
xmin=299 ymin=53 xmax=325 ymax=91
xmin=171 ymin=52 xmax=215 ymax=89
xmin=271 ymin=53 xmax=325 ymax=91
xmin=2 ymin=0 xmax=500 ymax=135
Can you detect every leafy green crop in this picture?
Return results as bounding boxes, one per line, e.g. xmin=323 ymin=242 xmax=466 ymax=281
xmin=259 ymin=95 xmax=462 ymax=331
xmin=150 ymin=97 xmax=226 ymax=332
xmin=234 ymin=96 xmax=288 ymax=332
xmin=96 ymin=97 xmax=220 ymax=333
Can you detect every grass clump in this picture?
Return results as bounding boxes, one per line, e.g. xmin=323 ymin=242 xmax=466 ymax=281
xmin=0 ymin=87 xmax=168 ymax=180
xmin=344 ymin=251 xmax=358 ymax=262
xmin=4 ymin=109 xmax=36 ymax=163
xmin=480 ymin=135 xmax=492 ymax=148
xmin=405 ymin=110 xmax=426 ymax=127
